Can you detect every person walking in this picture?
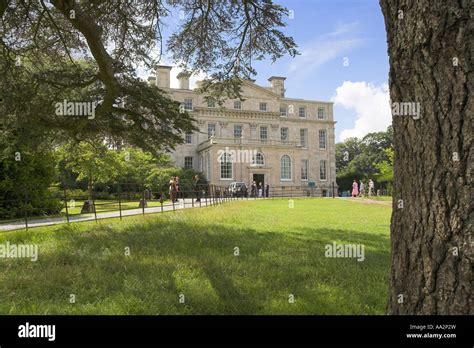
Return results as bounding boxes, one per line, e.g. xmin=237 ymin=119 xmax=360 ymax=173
xmin=193 ymin=175 xmax=201 ymax=202
xmin=169 ymin=177 xmax=177 ymax=203
xmin=352 ymin=179 xmax=359 ymax=198
xmin=359 ymin=180 xmax=365 ymax=197
xmin=258 ymin=182 xmax=263 ymax=197
xmin=368 ymin=179 xmax=375 ymax=196
xmin=251 ymin=181 xmax=256 ymax=198
xmin=265 ymin=184 xmax=269 ymax=198
xmin=175 ymin=176 xmax=180 ymax=202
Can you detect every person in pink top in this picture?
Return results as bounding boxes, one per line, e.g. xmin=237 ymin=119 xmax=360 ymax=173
xmin=352 ymin=179 xmax=359 ymax=197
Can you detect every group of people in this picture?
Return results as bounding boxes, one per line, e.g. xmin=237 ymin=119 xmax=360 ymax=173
xmin=250 ymin=181 xmax=269 ymax=198
xmin=351 ymin=178 xmax=375 ymax=198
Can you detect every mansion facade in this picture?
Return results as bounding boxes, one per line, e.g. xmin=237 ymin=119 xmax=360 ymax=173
xmin=149 ymin=66 xmax=337 ymax=194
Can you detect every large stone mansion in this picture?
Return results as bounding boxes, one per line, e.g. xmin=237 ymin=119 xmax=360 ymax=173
xmin=148 ymin=65 xmax=337 ymax=195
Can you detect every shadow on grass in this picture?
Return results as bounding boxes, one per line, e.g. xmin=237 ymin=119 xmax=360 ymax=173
xmin=0 ymin=215 xmax=390 ymax=315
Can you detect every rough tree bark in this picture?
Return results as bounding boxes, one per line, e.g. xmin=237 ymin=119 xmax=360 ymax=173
xmin=379 ymin=0 xmax=473 ymax=314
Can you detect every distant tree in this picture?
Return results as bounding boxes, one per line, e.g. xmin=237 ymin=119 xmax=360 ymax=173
xmin=374 ymin=147 xmax=394 ymax=185
xmin=336 ymin=126 xmax=393 ymax=190
xmin=57 ymin=141 xmax=123 ymax=201
xmin=117 ymin=148 xmax=171 ymax=185
xmin=0 ymin=0 xmax=298 ymax=154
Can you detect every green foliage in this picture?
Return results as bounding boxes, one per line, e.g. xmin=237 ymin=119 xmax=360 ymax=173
xmin=57 ymin=141 xmax=123 ymax=199
xmin=374 ymin=147 xmax=394 ymax=183
xmin=116 ymin=148 xmax=171 ymax=185
xmin=146 ymin=167 xmax=203 ymax=192
xmin=336 ymin=126 xmax=393 ymax=190
xmin=0 ymin=145 xmax=62 ymax=219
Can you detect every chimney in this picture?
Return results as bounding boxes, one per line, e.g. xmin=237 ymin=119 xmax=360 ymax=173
xmin=155 ymin=65 xmax=172 ymax=88
xmin=268 ymin=76 xmax=286 ymax=97
xmin=147 ymin=75 xmax=156 ymax=86
xmin=178 ymin=71 xmax=191 ymax=90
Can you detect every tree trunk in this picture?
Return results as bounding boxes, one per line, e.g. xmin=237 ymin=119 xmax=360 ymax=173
xmin=379 ymin=0 xmax=473 ymax=314
xmin=88 ymin=178 xmax=93 ymax=202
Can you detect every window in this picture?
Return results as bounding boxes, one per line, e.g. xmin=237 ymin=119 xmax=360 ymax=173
xmin=280 ymin=155 xmax=292 ymax=180
xmin=259 ymin=102 xmax=267 ymax=112
xmin=281 ymin=127 xmax=289 ymax=142
xmin=184 ymin=156 xmax=193 ymax=169
xmin=220 ymin=152 xmax=233 ymax=179
xmin=298 ymin=106 xmax=306 ymax=118
xmin=320 ymin=160 xmax=327 ymax=180
xmin=234 ymin=100 xmax=242 ymax=110
xmin=207 ymin=99 xmax=216 ymax=108
xmin=184 ymin=98 xmax=193 ymax=111
xmin=318 ymin=107 xmax=325 ymax=119
xmin=300 ymin=129 xmax=308 ymax=148
xmin=319 ymin=129 xmax=327 ymax=149
xmin=260 ymin=126 xmax=268 ymax=140
xmin=185 ymin=131 xmax=193 ymax=144
xmin=252 ymin=153 xmax=265 ymax=166
xmin=208 ymin=123 xmax=216 ymax=138
xmin=301 ymin=160 xmax=308 ymax=181
xmin=234 ymin=124 xmax=242 ymax=138
xmin=280 ymin=106 xmax=287 ymax=117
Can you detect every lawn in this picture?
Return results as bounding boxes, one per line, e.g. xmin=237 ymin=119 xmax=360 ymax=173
xmin=0 ymin=198 xmax=391 ymax=315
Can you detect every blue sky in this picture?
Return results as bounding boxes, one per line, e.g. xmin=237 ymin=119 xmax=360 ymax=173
xmin=146 ymin=0 xmax=392 ymax=142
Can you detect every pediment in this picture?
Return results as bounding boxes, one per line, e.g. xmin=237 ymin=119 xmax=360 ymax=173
xmin=240 ymin=80 xmax=279 ymax=100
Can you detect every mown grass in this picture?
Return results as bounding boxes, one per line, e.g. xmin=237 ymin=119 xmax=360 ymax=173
xmin=364 ymin=196 xmax=393 ymax=202
xmin=0 ymin=198 xmax=391 ymax=314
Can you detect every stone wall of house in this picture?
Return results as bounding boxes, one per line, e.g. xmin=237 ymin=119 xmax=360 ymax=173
xmin=150 ymin=67 xmax=337 ymax=191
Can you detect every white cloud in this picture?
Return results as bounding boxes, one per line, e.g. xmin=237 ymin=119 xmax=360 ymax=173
xmin=288 ymin=22 xmax=364 ymax=74
xmin=332 ymin=81 xmax=391 ymax=141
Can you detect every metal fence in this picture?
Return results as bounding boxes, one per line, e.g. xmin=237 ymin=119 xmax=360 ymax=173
xmin=0 ymin=182 xmax=342 ymax=231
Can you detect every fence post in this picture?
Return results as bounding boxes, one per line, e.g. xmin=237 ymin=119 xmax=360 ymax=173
xmin=24 ymin=190 xmax=28 ymax=230
xmin=332 ymin=182 xmax=335 ymax=198
xmin=118 ymin=189 xmax=122 ymax=220
xmin=160 ymin=191 xmax=164 ymax=213
xmin=63 ymin=188 xmax=70 ymax=224
xmin=92 ymin=190 xmax=98 ymax=223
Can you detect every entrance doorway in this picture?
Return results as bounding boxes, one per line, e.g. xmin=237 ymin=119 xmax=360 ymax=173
xmin=252 ymin=174 xmax=265 ymax=197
